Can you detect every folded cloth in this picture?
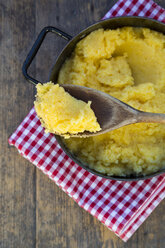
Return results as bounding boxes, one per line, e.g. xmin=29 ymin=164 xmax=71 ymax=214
xmin=9 ymin=0 xmax=165 ymax=242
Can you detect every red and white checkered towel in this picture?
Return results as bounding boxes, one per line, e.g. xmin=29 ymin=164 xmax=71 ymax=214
xmin=9 ymin=0 xmax=165 ymax=242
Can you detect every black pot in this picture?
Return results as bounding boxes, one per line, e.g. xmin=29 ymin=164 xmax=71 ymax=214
xmin=22 ymin=16 xmax=165 ymax=181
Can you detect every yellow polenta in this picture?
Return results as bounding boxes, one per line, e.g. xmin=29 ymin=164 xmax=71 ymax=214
xmin=34 ymin=83 xmax=101 ymax=137
xmin=58 ymin=27 xmax=165 ymax=176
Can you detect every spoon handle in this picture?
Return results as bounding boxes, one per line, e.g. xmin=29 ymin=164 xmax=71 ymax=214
xmin=137 ymin=111 xmax=165 ymax=124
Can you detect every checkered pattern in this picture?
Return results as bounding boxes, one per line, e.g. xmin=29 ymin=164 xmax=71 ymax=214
xmin=9 ymin=0 xmax=165 ymax=242
xmin=103 ymin=0 xmax=165 ymax=21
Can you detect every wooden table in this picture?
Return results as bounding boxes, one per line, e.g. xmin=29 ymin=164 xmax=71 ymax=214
xmin=1 ymin=0 xmax=165 ymax=247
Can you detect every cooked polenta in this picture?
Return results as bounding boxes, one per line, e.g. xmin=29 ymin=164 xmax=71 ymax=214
xmin=34 ymin=83 xmax=101 ymax=137
xmin=58 ymin=27 xmax=165 ymax=176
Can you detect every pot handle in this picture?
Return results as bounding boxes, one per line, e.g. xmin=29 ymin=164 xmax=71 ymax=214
xmin=22 ymin=26 xmax=72 ymax=86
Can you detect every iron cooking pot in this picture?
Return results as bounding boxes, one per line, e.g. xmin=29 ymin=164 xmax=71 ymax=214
xmin=22 ymin=16 xmax=165 ymax=181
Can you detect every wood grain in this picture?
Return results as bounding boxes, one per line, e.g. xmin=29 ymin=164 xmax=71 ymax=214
xmin=0 ymin=0 xmax=165 ymax=248
xmin=0 ymin=1 xmax=36 ymax=247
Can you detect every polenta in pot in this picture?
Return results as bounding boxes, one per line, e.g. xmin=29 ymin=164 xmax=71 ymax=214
xmin=57 ymin=27 xmax=165 ymax=176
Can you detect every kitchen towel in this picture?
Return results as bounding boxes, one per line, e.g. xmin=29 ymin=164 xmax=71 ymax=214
xmin=9 ymin=0 xmax=165 ymax=242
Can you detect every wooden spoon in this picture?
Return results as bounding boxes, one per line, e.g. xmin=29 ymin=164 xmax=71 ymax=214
xmin=59 ymin=84 xmax=165 ymax=138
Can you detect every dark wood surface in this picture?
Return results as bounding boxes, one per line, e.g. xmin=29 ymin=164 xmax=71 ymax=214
xmin=0 ymin=0 xmax=165 ymax=247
